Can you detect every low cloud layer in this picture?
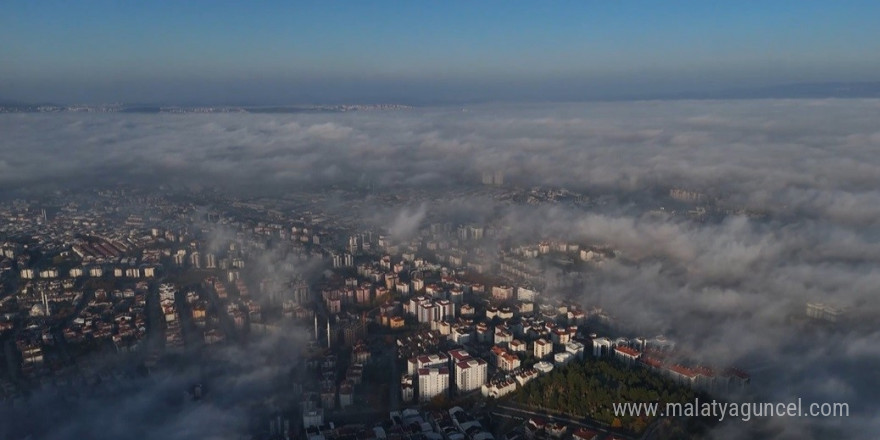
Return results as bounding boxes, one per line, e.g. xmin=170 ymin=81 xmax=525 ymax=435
xmin=2 ymin=99 xmax=879 ymax=438
xmin=3 ymin=100 xmax=880 ymax=212
xmin=1 ymin=328 xmax=309 ymax=440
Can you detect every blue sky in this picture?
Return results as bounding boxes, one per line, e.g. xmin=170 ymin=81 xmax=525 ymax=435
xmin=1 ymin=1 xmax=878 ymax=104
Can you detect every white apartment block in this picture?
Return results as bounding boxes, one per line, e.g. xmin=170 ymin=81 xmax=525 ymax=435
xmin=533 ymin=338 xmax=552 ymax=359
xmin=418 ymin=367 xmax=450 ymax=402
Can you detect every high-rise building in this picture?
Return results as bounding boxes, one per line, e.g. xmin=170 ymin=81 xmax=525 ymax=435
xmin=491 ymin=285 xmax=514 ymax=301
xmin=494 ymin=170 xmax=504 ymax=186
xmin=482 ymin=171 xmax=494 ymax=185
xmin=481 ymin=170 xmax=505 ymax=186
xmin=401 ymin=375 xmax=415 ymax=402
xmin=418 ymin=367 xmax=450 ymax=402
xmin=436 ymin=299 xmax=454 ymax=320
xmin=517 ymin=287 xmax=537 ymax=302
xmin=205 ymin=253 xmax=217 ymax=269
xmin=418 ymin=302 xmax=438 ymax=324
xmin=806 ymin=302 xmax=844 ymax=323
xmin=449 ymin=349 xmax=487 ymax=394
xmin=190 ymin=251 xmax=201 ymax=269
xmin=292 ymin=280 xmax=309 ymax=305
xmin=494 ymin=327 xmax=513 ymax=347
xmin=173 ymin=249 xmax=187 ymax=266
xmin=533 ymin=338 xmax=552 ymax=359
xmin=491 ymin=346 xmax=521 ymax=371
xmin=407 ymin=353 xmax=449 ymax=375
xmin=565 ymin=341 xmax=585 ymax=360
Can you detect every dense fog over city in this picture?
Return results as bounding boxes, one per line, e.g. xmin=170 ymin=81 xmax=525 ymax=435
xmin=1 ymin=99 xmax=878 ymax=439
xmin=4 ymin=1 xmax=880 ymax=439
xmin=3 ymin=100 xmax=880 ymax=205
xmin=1 ymin=327 xmax=311 ymax=439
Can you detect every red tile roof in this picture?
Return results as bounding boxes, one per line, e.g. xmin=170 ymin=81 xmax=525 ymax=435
xmin=694 ymin=366 xmax=716 ymax=377
xmin=668 ymin=364 xmax=698 ymax=378
xmin=571 ymin=428 xmax=599 ymax=440
xmin=614 ymin=346 xmax=641 ymax=357
xmin=639 ymin=356 xmax=664 ymax=368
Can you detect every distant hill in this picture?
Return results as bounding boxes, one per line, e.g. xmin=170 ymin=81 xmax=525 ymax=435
xmin=654 ymin=82 xmax=880 ymax=101
xmin=726 ymin=81 xmax=880 ymax=99
xmin=2 ymin=82 xmax=880 ymax=111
